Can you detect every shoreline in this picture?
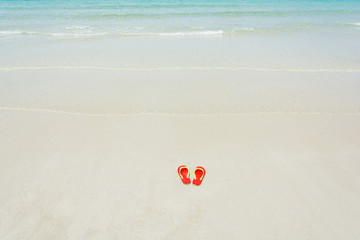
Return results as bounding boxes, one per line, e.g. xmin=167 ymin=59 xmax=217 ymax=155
xmin=1 ymin=107 xmax=360 ymax=116
xmin=1 ymin=69 xmax=360 ymax=116
xmin=1 ymin=66 xmax=360 ymax=73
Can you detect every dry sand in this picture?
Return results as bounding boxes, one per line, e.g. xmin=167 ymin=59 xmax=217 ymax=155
xmin=1 ymin=109 xmax=360 ymax=239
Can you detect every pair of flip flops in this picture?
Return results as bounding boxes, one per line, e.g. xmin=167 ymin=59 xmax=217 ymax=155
xmin=177 ymin=165 xmax=206 ymax=186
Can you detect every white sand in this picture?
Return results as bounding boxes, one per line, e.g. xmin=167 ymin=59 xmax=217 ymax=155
xmin=1 ymin=70 xmax=360 ymax=114
xmin=1 ymin=6 xmax=360 ymax=238
xmin=1 ymin=109 xmax=360 ymax=239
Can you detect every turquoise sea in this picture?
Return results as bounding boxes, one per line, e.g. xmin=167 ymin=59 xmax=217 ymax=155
xmin=1 ymin=0 xmax=360 ymax=114
xmin=1 ymin=0 xmax=360 ymax=39
xmin=0 ymin=0 xmax=360 ymax=69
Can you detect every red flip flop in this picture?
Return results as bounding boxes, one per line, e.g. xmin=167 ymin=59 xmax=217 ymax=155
xmin=193 ymin=166 xmax=206 ymax=186
xmin=178 ymin=165 xmax=191 ymax=185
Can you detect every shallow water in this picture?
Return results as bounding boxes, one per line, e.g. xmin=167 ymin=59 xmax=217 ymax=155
xmin=1 ymin=0 xmax=360 ymax=38
xmin=0 ymin=0 xmax=360 ymax=114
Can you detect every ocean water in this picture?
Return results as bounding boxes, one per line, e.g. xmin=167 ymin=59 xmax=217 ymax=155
xmin=1 ymin=0 xmax=360 ymax=38
xmin=0 ymin=0 xmax=360 ymax=69
xmin=1 ymin=0 xmax=360 ymax=114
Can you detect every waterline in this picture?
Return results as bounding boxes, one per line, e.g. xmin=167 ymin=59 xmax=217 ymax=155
xmin=1 ymin=106 xmax=359 ymax=117
xmin=1 ymin=66 xmax=360 ymax=73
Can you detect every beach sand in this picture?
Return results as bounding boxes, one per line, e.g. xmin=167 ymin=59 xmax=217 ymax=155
xmin=1 ymin=108 xmax=360 ymax=239
xmin=2 ymin=0 xmax=360 ymax=238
